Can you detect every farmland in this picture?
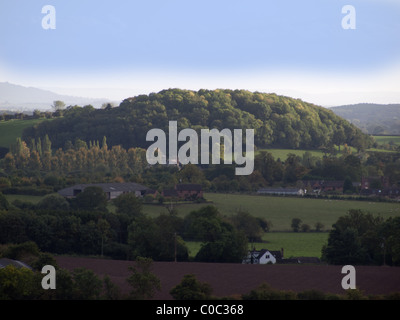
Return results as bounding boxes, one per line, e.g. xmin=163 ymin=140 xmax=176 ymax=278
xmin=186 ymin=232 xmax=329 ymax=259
xmin=8 ymin=192 xmax=398 ymax=233
xmin=146 ymin=192 xmax=400 ymax=260
xmin=0 ymin=118 xmax=50 ymax=148
xmin=372 ymin=135 xmax=400 ymax=146
xmin=144 ymin=193 xmax=400 ymax=231
xmin=56 ymin=256 xmax=400 ymax=299
xmin=8 ymin=191 xmax=399 ymax=260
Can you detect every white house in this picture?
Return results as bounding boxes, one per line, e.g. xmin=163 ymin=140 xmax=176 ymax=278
xmin=242 ymin=249 xmax=282 ymax=264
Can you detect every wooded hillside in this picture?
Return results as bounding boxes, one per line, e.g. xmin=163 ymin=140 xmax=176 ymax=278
xmin=22 ymin=89 xmax=372 ymax=151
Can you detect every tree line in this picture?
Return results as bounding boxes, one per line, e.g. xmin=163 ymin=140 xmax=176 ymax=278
xmin=0 ymin=242 xmax=159 ymax=300
xmin=2 ymin=133 xmax=399 ymax=195
xmin=3 ymin=135 xmax=147 ymax=179
xmin=0 ymin=189 xmax=269 ymax=263
xmin=322 ymin=209 xmax=400 ymax=266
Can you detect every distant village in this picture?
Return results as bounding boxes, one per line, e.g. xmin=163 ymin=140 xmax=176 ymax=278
xmin=258 ymin=176 xmax=400 ymax=199
xmin=53 ymin=175 xmax=399 ymax=267
xmin=57 ymin=175 xmax=399 ymax=204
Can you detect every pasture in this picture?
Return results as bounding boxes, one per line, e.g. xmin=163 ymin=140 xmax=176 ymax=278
xmin=4 ymin=194 xmax=44 ymax=204
xmin=143 ymin=193 xmax=400 ymax=232
xmin=6 ymin=192 xmax=400 ymax=232
xmin=196 ymin=193 xmax=400 ymax=231
xmin=372 ymin=135 xmax=400 ymax=146
xmin=0 ymin=118 xmax=49 ymax=148
xmin=186 ymin=232 xmax=330 ymax=259
xmin=145 ymin=193 xmax=400 ymax=259
xmin=6 ymin=192 xmax=399 ymax=260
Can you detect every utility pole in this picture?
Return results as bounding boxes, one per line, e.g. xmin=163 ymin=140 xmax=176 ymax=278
xmin=174 ymin=232 xmax=177 ymax=263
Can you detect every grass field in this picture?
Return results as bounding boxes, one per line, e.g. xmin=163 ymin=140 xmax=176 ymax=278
xmin=0 ymin=119 xmax=50 ymax=148
xmin=7 ymin=192 xmax=399 ymax=260
xmin=191 ymin=193 xmax=400 ymax=231
xmin=372 ymin=135 xmax=400 ymax=146
xmin=4 ymin=194 xmax=44 ymax=204
xmin=186 ymin=232 xmax=330 ymax=259
xmin=258 ymin=143 xmax=399 ymax=160
xmin=7 ymin=192 xmax=400 ymax=232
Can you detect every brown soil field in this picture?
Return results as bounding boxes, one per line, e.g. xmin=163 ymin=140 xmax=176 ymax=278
xmin=56 ymin=256 xmax=400 ymax=299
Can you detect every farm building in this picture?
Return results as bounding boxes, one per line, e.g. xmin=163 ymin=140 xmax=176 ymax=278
xmin=302 ymin=180 xmax=346 ymax=193
xmin=257 ymin=187 xmax=304 ymax=196
xmin=0 ymin=258 xmax=32 ymax=270
xmin=242 ymin=249 xmax=283 ymax=264
xmin=361 ymin=176 xmax=390 ymax=190
xmin=58 ymin=182 xmax=150 ymax=200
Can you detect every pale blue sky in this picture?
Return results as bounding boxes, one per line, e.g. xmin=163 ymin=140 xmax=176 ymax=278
xmin=1 ymin=0 xmax=399 ymax=105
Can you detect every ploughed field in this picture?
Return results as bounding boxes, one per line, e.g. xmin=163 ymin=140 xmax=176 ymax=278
xmin=56 ymin=256 xmax=400 ymax=299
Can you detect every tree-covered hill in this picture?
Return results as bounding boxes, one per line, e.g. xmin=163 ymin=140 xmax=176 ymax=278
xmin=22 ymin=89 xmax=372 ymax=151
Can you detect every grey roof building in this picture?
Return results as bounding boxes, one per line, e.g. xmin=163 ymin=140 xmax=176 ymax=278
xmin=257 ymin=187 xmax=304 ymax=196
xmin=58 ymin=182 xmax=149 ymax=200
xmin=0 ymin=258 xmax=32 ymax=269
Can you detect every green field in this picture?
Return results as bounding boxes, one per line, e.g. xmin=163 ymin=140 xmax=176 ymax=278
xmin=197 ymin=193 xmax=399 ymax=231
xmin=4 ymin=194 xmax=44 ymax=204
xmin=0 ymin=119 xmax=50 ymax=148
xmin=186 ymin=232 xmax=329 ymax=259
xmin=7 ymin=192 xmax=399 ymax=260
xmin=372 ymin=135 xmax=400 ymax=146
xmin=144 ymin=193 xmax=400 ymax=232
xmin=11 ymin=192 xmax=398 ymax=233
xmin=258 ymin=143 xmax=399 ymax=160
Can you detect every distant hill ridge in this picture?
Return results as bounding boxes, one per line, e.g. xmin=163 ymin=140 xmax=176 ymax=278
xmin=22 ymin=88 xmax=372 ymax=151
xmin=0 ymin=82 xmax=110 ymax=110
xmin=330 ymin=103 xmax=400 ymax=135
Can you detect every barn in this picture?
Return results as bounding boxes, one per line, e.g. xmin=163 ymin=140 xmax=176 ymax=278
xmin=58 ymin=182 xmax=150 ymax=200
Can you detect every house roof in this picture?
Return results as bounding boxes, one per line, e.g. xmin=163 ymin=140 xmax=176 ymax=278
xmin=249 ymin=249 xmax=282 ymax=260
xmin=269 ymin=250 xmax=283 ymax=260
xmin=0 ymin=258 xmax=32 ymax=269
xmin=58 ymin=182 xmax=149 ymax=197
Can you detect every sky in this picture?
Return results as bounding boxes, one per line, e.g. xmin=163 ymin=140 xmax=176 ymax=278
xmin=0 ymin=0 xmax=399 ymax=106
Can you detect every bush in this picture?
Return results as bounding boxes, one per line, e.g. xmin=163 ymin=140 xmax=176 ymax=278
xmin=297 ymin=289 xmax=327 ymax=300
xmin=36 ymin=193 xmax=69 ymax=211
xmin=0 ymin=192 xmax=10 ymax=210
xmin=242 ymin=283 xmax=296 ymax=300
xmin=103 ymin=242 xmax=129 ymax=260
xmin=11 ymin=199 xmax=35 ymax=210
xmin=170 ymin=274 xmax=213 ymax=300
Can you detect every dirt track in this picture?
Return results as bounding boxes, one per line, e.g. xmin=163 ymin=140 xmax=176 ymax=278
xmin=56 ymin=256 xmax=400 ymax=299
